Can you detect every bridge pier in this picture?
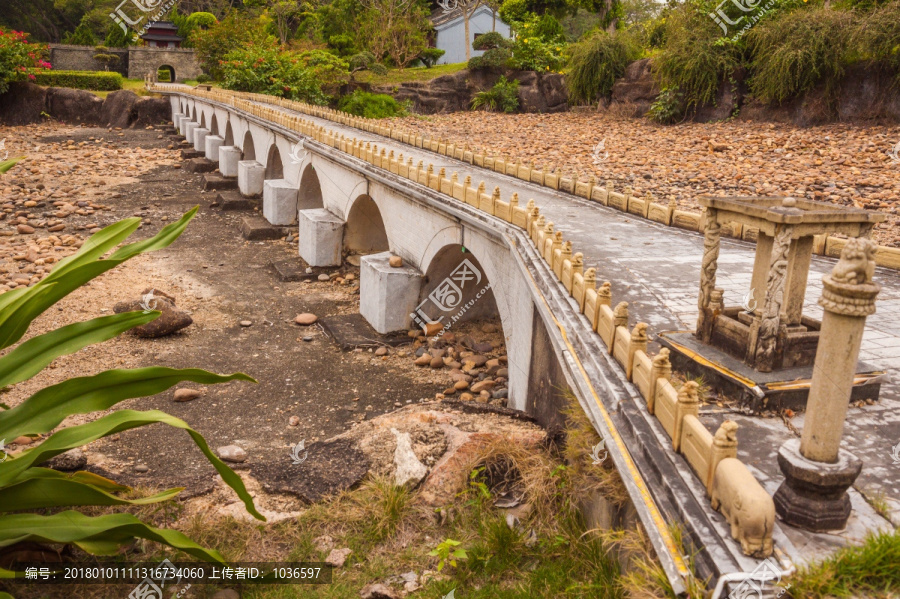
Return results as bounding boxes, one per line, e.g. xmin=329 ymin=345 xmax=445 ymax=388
xmin=360 ymin=252 xmax=423 ymax=334
xmin=172 ymin=113 xmax=184 ymax=133
xmin=238 ymin=160 xmax=265 ymax=198
xmin=298 ymin=209 xmax=344 ymax=267
xmin=183 ymin=122 xmax=199 ymax=145
xmin=205 ymin=135 xmax=224 ymax=162
xmin=219 ymin=146 xmax=241 ymax=178
xmin=263 ymin=179 xmax=300 ymax=225
xmin=193 ymin=128 xmax=209 ymax=153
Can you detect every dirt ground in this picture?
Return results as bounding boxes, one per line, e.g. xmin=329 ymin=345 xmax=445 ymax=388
xmin=1 ymin=123 xmax=508 ymax=504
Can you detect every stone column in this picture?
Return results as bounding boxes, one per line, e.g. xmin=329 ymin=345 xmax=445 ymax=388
xmin=752 ymin=223 xmax=793 ymax=372
xmin=773 ymin=238 xmax=879 ymax=531
xmin=696 ymin=208 xmax=721 ymax=343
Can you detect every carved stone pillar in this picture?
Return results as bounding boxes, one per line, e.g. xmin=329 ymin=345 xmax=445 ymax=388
xmin=696 ymin=208 xmax=721 ymax=343
xmin=774 ymin=238 xmax=879 ymax=531
xmin=753 ymin=224 xmax=793 ymax=372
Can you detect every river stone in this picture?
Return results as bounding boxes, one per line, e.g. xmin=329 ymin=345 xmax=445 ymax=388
xmin=173 ymin=388 xmax=202 ymax=402
xmin=388 ymin=255 xmax=403 ymax=267
xmin=44 ymin=448 xmax=87 ymax=471
xmin=113 ymin=296 xmax=192 ymax=338
xmin=295 ymin=313 xmax=318 ymax=325
xmin=360 ymin=583 xmax=400 ymax=599
xmin=217 ymin=445 xmax=247 ymax=463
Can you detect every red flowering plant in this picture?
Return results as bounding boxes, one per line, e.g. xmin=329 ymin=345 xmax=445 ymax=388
xmin=0 ymin=28 xmax=51 ymax=95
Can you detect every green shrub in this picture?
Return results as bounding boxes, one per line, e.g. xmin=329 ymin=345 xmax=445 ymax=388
xmin=190 ymin=13 xmax=272 ymax=81
xmin=63 ymin=18 xmax=98 ymax=46
xmin=349 ymin=51 xmax=388 ymax=76
xmin=747 ymin=7 xmax=853 ymax=104
xmin=104 ymin=22 xmax=132 ymax=48
xmin=418 ymin=48 xmax=446 ymax=68
xmin=195 ymin=73 xmax=211 ymax=83
xmin=508 ymin=14 xmax=566 ymax=71
xmin=566 ymin=30 xmax=640 ymax=104
xmin=654 ymin=2 xmax=741 ymax=111
xmin=221 ymin=46 xmax=332 ymax=104
xmin=647 ymin=85 xmax=683 ymax=123
xmin=0 ymin=29 xmax=51 ymax=95
xmin=31 ymin=70 xmax=123 ymax=91
xmin=0 ymin=209 xmax=262 ymax=581
xmin=338 ymin=90 xmax=406 ymax=118
xmin=474 ymin=32 xmax=509 ymax=51
xmin=852 ymin=1 xmax=900 ymax=84
xmin=471 ymin=75 xmax=520 ymax=113
xmin=468 ymin=47 xmax=513 ymax=70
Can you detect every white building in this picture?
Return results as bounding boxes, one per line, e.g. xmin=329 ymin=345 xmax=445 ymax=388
xmin=430 ymin=5 xmax=511 ymax=65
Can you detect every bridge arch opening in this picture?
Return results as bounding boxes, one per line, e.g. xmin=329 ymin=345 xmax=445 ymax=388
xmin=265 ymin=145 xmax=284 ymax=180
xmin=298 ymin=164 xmax=324 ymax=210
xmin=190 ymin=105 xmax=197 ymax=122
xmin=344 ymin=194 xmax=388 ymax=255
xmin=210 ymin=114 xmax=219 ymax=137
xmin=199 ymin=111 xmax=207 ymax=130
xmin=224 ymin=121 xmax=234 ymax=146
xmin=157 ymin=65 xmax=175 ymax=82
xmin=418 ymin=244 xmax=500 ymax=327
xmin=241 ymin=131 xmax=256 ymax=161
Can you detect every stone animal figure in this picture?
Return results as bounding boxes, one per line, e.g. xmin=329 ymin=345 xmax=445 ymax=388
xmin=831 ymin=238 xmax=876 ymax=285
xmin=710 ymin=458 xmax=775 ymax=558
xmin=714 ymin=420 xmax=738 ymax=445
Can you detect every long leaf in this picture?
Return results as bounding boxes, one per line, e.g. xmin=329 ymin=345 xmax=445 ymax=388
xmin=0 ymin=410 xmax=264 ymax=521
xmin=11 ymin=467 xmax=129 ymax=493
xmin=0 ymin=311 xmax=160 ymax=389
xmin=0 ymin=477 xmax=182 ymax=509
xmin=0 ymin=208 xmax=198 ymax=350
xmin=0 ymin=367 xmax=255 ymax=441
xmin=0 ymin=511 xmax=227 ymax=561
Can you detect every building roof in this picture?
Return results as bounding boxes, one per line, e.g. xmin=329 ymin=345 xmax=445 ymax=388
xmin=140 ymin=34 xmax=183 ymax=42
xmin=430 ymin=4 xmax=501 ymax=29
xmin=145 ymin=21 xmax=179 ymax=31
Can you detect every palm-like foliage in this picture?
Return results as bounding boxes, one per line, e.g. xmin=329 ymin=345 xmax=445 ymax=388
xmin=0 ymin=208 xmax=262 ymax=597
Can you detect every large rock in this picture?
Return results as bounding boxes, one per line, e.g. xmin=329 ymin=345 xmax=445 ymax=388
xmin=46 ymin=87 xmax=103 ymax=125
xmin=113 ymin=291 xmax=193 ymax=338
xmin=132 ymin=96 xmax=172 ymax=127
xmin=609 ymin=58 xmax=657 ymax=115
xmin=99 ymin=90 xmax=140 ymax=129
xmin=391 ymin=428 xmax=428 ymax=488
xmin=0 ymin=82 xmax=47 ymax=125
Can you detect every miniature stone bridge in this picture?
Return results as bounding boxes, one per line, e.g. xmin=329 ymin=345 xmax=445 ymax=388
xmin=154 ymin=84 xmax=900 ymax=598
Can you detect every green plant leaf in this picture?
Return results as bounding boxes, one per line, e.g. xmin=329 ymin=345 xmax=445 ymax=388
xmin=0 ymin=476 xmax=182 ymax=509
xmin=0 ymin=511 xmax=227 ymax=561
xmin=0 ymin=311 xmax=160 ymax=390
xmin=0 ymin=367 xmax=255 ymax=441
xmin=0 ymin=409 xmax=263 ymax=521
xmin=12 ymin=467 xmax=129 ymax=493
xmin=0 ymin=158 xmax=24 ymax=175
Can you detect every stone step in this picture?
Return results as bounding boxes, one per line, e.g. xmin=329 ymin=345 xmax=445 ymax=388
xmin=240 ymin=216 xmax=291 ymax=241
xmin=214 ymin=190 xmax=255 ymax=210
xmin=203 ymin=174 xmax=238 ymax=192
xmin=180 ymin=148 xmax=204 ymax=160
xmin=269 ymin=259 xmax=318 ymax=282
xmin=183 ymin=158 xmax=217 ymax=173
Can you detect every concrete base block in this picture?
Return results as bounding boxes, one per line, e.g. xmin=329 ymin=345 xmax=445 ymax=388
xmin=172 ymin=113 xmax=183 ymax=133
xmin=183 ymin=122 xmax=198 ymax=145
xmin=360 ymin=251 xmax=423 ymax=334
xmin=298 ymin=209 xmax=344 ymax=267
xmin=204 ymin=135 xmax=224 ymax=162
xmin=203 ymin=174 xmax=238 ymax=192
xmin=220 ymin=146 xmax=241 ymax=178
xmin=263 ymin=178 xmax=299 ymax=225
xmin=238 ymin=160 xmax=265 ymax=198
xmin=193 ymin=127 xmax=209 ymax=152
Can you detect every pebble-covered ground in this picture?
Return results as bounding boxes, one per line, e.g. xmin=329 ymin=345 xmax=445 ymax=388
xmin=0 ymin=123 xmax=177 ymax=292
xmin=388 ymin=112 xmax=900 ymax=247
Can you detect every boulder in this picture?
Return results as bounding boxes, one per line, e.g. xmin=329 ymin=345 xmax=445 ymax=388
xmin=113 ymin=295 xmax=193 ymax=338
xmin=132 ymin=96 xmax=171 ymax=127
xmin=44 ymin=448 xmax=87 ymax=471
xmin=0 ymin=82 xmax=47 ymax=125
xmin=609 ymin=58 xmax=657 ymax=115
xmin=99 ymin=90 xmax=139 ymax=129
xmin=46 ymin=87 xmax=103 ymax=125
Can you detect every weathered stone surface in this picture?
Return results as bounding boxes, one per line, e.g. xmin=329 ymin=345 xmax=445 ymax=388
xmin=325 ymin=547 xmax=351 ymax=567
xmin=360 ymin=583 xmax=399 ymax=599
xmin=113 ymin=296 xmax=192 ymax=338
xmin=0 ymin=82 xmax=47 ymax=125
xmin=392 ymin=428 xmax=428 ymax=487
xmin=44 ymin=448 xmax=87 ymax=471
xmin=173 ymin=388 xmax=202 ymax=402
xmin=217 ymin=445 xmax=247 ymax=463
xmin=295 ymin=313 xmax=318 ymax=325
xmin=99 ymin=90 xmax=139 ymax=129
xmin=47 ymin=87 xmax=103 ymax=125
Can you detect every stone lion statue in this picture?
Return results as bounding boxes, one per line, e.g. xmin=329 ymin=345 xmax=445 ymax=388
xmin=831 ymin=238 xmax=876 ymax=286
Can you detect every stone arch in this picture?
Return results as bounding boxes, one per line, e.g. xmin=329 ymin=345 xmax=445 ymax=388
xmin=241 ymin=130 xmax=256 ymax=161
xmin=210 ymin=114 xmax=219 ymax=137
xmin=265 ymin=145 xmax=284 ymax=180
xmin=157 ymin=64 xmax=176 ymax=82
xmin=298 ymin=163 xmax=324 ymax=210
xmin=418 ymin=244 xmax=500 ymax=326
xmin=224 ymin=121 xmax=234 ymax=146
xmin=345 ymin=194 xmax=388 ymax=254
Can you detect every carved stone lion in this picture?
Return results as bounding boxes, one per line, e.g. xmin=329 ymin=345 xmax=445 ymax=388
xmin=831 ymin=238 xmax=876 ymax=286
xmin=715 ymin=420 xmax=739 ymax=445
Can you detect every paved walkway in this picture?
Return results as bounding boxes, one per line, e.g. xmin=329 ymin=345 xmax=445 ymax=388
xmin=254 ymin=98 xmax=900 ymax=534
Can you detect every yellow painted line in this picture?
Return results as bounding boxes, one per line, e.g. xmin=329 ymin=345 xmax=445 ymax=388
xmin=662 ymin=336 xmax=759 ymax=389
xmin=521 ymin=259 xmax=691 ymax=582
xmin=766 ymin=372 xmax=884 ymax=391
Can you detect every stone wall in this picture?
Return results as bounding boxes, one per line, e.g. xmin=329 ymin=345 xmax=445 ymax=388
xmin=128 ymin=47 xmax=202 ymax=82
xmin=47 ymin=44 xmax=201 ymax=83
xmin=48 ymin=44 xmax=129 ymax=77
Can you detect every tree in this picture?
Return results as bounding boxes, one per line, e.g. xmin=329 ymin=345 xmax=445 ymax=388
xmin=359 ymin=0 xmax=428 ymax=68
xmin=93 ymin=45 xmax=120 ymax=70
xmin=244 ymin=0 xmax=300 ymax=44
xmin=190 ymin=12 xmax=272 ymax=80
xmin=104 ymin=21 xmax=131 ymax=48
xmin=63 ymin=16 xmax=98 ymax=46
